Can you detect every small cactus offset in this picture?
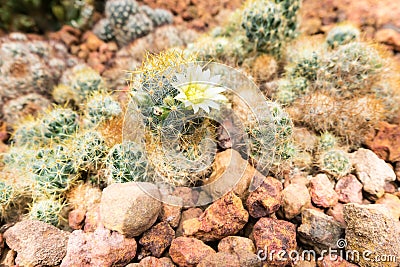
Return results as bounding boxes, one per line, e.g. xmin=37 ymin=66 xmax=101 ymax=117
xmin=92 ymin=19 xmax=115 ymax=42
xmin=319 ymin=149 xmax=351 ymax=179
xmin=139 ymin=6 xmax=173 ymax=27
xmin=106 ymin=0 xmax=139 ymax=28
xmin=28 ymin=198 xmax=65 ymax=226
xmin=326 ymin=24 xmax=360 ymax=49
xmin=317 ymin=132 xmax=337 ymax=152
xmin=41 ymin=108 xmax=80 ymax=142
xmin=84 ymin=93 xmax=123 ymax=127
xmin=105 ymin=141 xmax=149 ymax=184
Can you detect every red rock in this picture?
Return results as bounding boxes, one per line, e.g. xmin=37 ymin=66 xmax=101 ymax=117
xmin=365 ymin=121 xmax=400 ymax=162
xmin=84 ymin=207 xmax=101 ymax=232
xmin=252 ymin=217 xmax=297 ymax=267
xmin=158 ymin=197 xmax=182 ymax=228
xmin=176 ymin=207 xmax=203 ymax=237
xmin=335 ymin=174 xmax=363 ymax=204
xmin=68 ymin=209 xmax=86 ymax=230
xmin=84 ymin=31 xmax=104 ymax=51
xmin=135 ymin=256 xmax=175 ymax=267
xmin=309 ymin=174 xmax=339 ymax=208
xmin=327 ymin=203 xmax=346 ymax=227
xmin=375 ymin=193 xmax=400 ymax=220
xmin=139 ymin=222 xmax=175 ymax=257
xmin=172 ymin=187 xmax=199 ymax=207
xmin=281 ymin=183 xmax=311 ymax=219
xmin=218 ymin=236 xmax=255 ymax=254
xmin=384 ymin=182 xmax=397 ymax=193
xmin=183 ymin=191 xmax=249 ymax=241
xmin=61 ymin=226 xmax=137 ymax=267
xmin=169 ymin=237 xmax=216 ymax=267
xmin=246 ymin=176 xmax=283 ymax=218
xmin=197 ymin=252 xmax=240 ymax=267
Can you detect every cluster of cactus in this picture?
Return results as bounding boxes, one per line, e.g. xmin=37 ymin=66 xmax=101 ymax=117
xmin=0 ymin=0 xmax=96 ymax=32
xmin=271 ymin=26 xmax=400 ymax=146
xmin=92 ymin=0 xmax=173 ymax=46
xmin=241 ymin=0 xmax=301 ymax=56
xmin=0 ymin=34 xmax=74 ymax=122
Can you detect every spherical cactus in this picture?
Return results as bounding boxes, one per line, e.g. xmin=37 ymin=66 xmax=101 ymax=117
xmin=93 ymin=18 xmax=115 ymax=42
xmin=114 ymin=12 xmax=154 ymax=46
xmin=326 ymin=24 xmax=360 ymax=49
xmin=288 ymin=51 xmax=320 ymax=81
xmin=319 ymin=149 xmax=351 ymax=178
xmin=84 ymin=93 xmax=123 ymax=127
xmin=105 ymin=0 xmax=139 ymax=28
xmin=105 ymin=141 xmax=148 ymax=183
xmin=29 ymin=198 xmax=64 ymax=226
xmin=317 ymin=132 xmax=337 ymax=151
xmin=42 ymin=108 xmax=79 ymax=141
xmin=12 ymin=119 xmax=44 ymax=147
xmin=275 ymin=77 xmax=308 ymax=104
xmin=31 ymin=145 xmax=77 ymax=196
xmin=140 ymin=6 xmax=173 ymax=27
xmin=72 ymin=131 xmax=109 ymax=171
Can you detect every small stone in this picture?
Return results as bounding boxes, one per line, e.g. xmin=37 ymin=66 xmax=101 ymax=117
xmin=344 ymin=203 xmax=400 ymax=267
xmin=297 ymin=209 xmax=344 ymax=253
xmin=68 ymin=209 xmax=86 ymax=230
xmin=335 ymin=174 xmax=363 ymax=204
xmin=317 ymin=255 xmax=358 ymax=267
xmin=172 ymin=187 xmax=199 ymax=207
xmin=350 ymin=148 xmax=396 ymax=200
xmin=218 ymin=236 xmax=255 ymax=254
xmin=70 ymin=45 xmax=80 ymax=55
xmin=169 ymin=237 xmax=216 ymax=267
xmin=246 ymin=176 xmax=283 ymax=218
xmin=183 ymin=191 xmax=249 ymax=241
xmin=100 ymin=182 xmax=161 ymax=237
xmin=197 ymin=252 xmax=240 ymax=267
xmin=77 ymin=49 xmax=89 ymax=59
xmin=281 ymin=183 xmax=311 ymax=219
xmin=84 ymin=207 xmax=101 ymax=232
xmin=252 ymin=217 xmax=297 ymax=266
xmin=326 ymin=203 xmax=346 ymax=227
xmin=309 ymin=174 xmax=339 ymax=207
xmin=176 ymin=208 xmax=203 ymax=237
xmin=395 ymin=161 xmax=400 ymax=182
xmin=84 ymin=31 xmax=104 ymax=51
xmin=136 ymin=256 xmax=175 ymax=267
xmin=375 ymin=193 xmax=400 ymax=220
xmin=159 ymin=195 xmax=183 ymax=228
xmin=384 ymin=181 xmax=397 ymax=193
xmin=4 ymin=220 xmax=69 ymax=267
xmin=139 ymin=222 xmax=175 ymax=257
xmin=61 ymin=226 xmax=137 ymax=267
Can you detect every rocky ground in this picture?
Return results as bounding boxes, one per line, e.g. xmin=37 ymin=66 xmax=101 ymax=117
xmin=0 ymin=0 xmax=400 ymax=267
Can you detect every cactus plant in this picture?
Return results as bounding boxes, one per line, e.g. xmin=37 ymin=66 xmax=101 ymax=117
xmin=0 ymin=181 xmax=16 ymax=217
xmin=326 ymin=24 xmax=360 ymax=49
xmin=84 ymin=93 xmax=123 ymax=127
xmin=319 ymin=149 xmax=351 ymax=178
xmin=92 ymin=18 xmax=115 ymax=42
xmin=317 ymin=132 xmax=337 ymax=152
xmin=139 ymin=5 xmax=173 ymax=27
xmin=28 ymin=198 xmax=65 ymax=226
xmin=41 ymin=108 xmax=80 ymax=141
xmin=105 ymin=141 xmax=149 ymax=184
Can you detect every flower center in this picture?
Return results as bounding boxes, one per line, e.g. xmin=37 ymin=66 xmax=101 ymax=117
xmin=181 ymin=83 xmax=207 ymax=103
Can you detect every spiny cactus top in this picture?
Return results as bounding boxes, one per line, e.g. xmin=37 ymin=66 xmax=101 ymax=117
xmin=326 ymin=24 xmax=360 ymax=49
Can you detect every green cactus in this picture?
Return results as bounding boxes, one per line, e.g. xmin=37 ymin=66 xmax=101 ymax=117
xmin=140 ymin=5 xmax=173 ymax=27
xmin=31 ymin=145 xmax=78 ymax=196
xmin=288 ymin=51 xmax=320 ymax=81
xmin=115 ymin=12 xmax=154 ymax=46
xmin=317 ymin=132 xmax=337 ymax=151
xmin=0 ymin=181 xmax=16 ymax=217
xmin=326 ymin=24 xmax=360 ymax=49
xmin=29 ymin=198 xmax=64 ymax=226
xmin=72 ymin=131 xmax=109 ymax=171
xmin=92 ymin=18 xmax=115 ymax=42
xmin=12 ymin=119 xmax=45 ymax=147
xmin=241 ymin=0 xmax=300 ymax=56
xmin=319 ymin=149 xmax=351 ymax=178
xmin=105 ymin=0 xmax=139 ymax=28
xmin=105 ymin=141 xmax=149 ymax=183
xmin=84 ymin=93 xmax=122 ymax=127
xmin=275 ymin=77 xmax=308 ymax=104
xmin=42 ymin=108 xmax=79 ymax=141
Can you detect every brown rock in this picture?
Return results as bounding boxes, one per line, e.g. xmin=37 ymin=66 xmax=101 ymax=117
xmin=139 ymin=222 xmax=175 ymax=257
xmin=169 ymin=237 xmax=216 ymax=267
xmin=281 ymin=182 xmax=311 ymax=219
xmin=159 ymin=196 xmax=182 ymax=228
xmin=218 ymin=236 xmax=255 ymax=254
xmin=384 ymin=182 xmax=397 ymax=193
xmin=4 ymin=220 xmax=69 ymax=267
xmin=204 ymin=149 xmax=265 ymax=201
xmin=0 ymin=248 xmax=16 ymax=266
xmin=136 ymin=256 xmax=176 ymax=267
xmin=317 ymin=255 xmax=358 ymax=267
xmin=252 ymin=217 xmax=297 ymax=266
xmin=246 ymin=176 xmax=283 ymax=218
xmin=395 ymin=161 xmax=400 ymax=182
xmin=197 ymin=252 xmax=240 ymax=267
xmin=61 ymin=226 xmax=136 ymax=267
xmin=172 ymin=187 xmax=199 ymax=207
xmin=366 ymin=121 xmax=400 ymax=162
xmin=335 ymin=174 xmax=363 ymax=204
xmin=84 ymin=207 xmax=101 ymax=232
xmin=309 ymin=174 xmax=339 ymax=208
xmin=69 ymin=209 xmax=86 ymax=230
xmin=375 ymin=28 xmax=400 ymax=52
xmin=375 ymin=193 xmax=400 ymax=220
xmin=176 ymin=208 xmax=203 ymax=237
xmin=84 ymin=31 xmax=104 ymax=51
xmin=183 ymin=191 xmax=249 ymax=241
